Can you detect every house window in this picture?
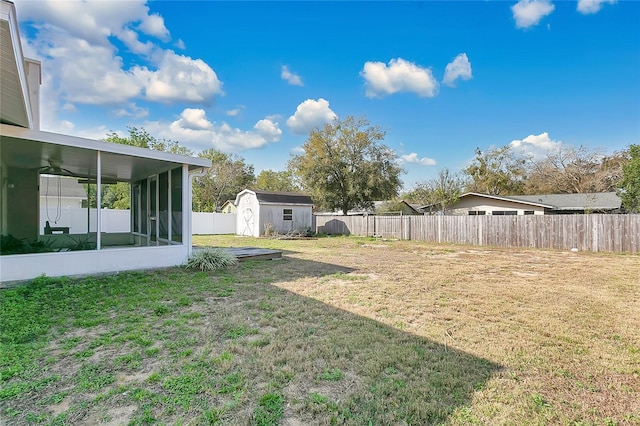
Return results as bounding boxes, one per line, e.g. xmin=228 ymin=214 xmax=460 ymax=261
xmin=468 ymin=211 xmax=486 ymax=215
xmin=524 ymin=210 xmax=535 ymax=215
xmin=492 ymin=211 xmax=517 ymax=216
xmin=283 ymin=209 xmax=293 ymax=221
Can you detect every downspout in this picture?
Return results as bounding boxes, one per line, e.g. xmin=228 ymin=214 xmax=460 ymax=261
xmin=188 ymin=167 xmax=206 ymax=257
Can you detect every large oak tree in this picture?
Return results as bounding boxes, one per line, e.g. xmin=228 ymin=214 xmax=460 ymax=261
xmin=289 ymin=116 xmax=404 ymax=214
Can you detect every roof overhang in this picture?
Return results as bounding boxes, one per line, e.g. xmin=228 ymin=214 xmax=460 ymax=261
xmin=0 ymin=0 xmax=33 ymax=128
xmin=0 ymin=124 xmax=210 ymax=182
xmin=457 ymin=192 xmax=554 ymax=209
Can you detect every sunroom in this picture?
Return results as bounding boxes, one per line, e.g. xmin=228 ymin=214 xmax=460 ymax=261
xmin=0 ymin=125 xmax=210 ymax=283
xmin=0 ymin=0 xmax=210 ymax=283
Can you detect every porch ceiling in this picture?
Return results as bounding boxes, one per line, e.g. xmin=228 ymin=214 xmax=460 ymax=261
xmin=1 ymin=124 xmax=210 ymax=182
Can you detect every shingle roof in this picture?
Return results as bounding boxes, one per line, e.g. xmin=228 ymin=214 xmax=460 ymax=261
xmin=507 ymin=192 xmax=621 ymax=210
xmin=404 ymin=201 xmax=425 ymax=213
xmin=252 ymin=190 xmax=313 ymax=205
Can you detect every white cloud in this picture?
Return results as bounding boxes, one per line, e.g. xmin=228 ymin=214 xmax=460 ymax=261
xmin=175 ymin=108 xmax=213 ymax=131
xmin=361 ymin=58 xmax=438 ymax=98
xmin=174 ymin=39 xmax=186 ymax=50
xmin=117 ymin=28 xmax=155 ymax=55
xmin=113 ymin=103 xmax=149 ymax=119
xmin=511 ymin=0 xmax=555 ymax=29
xmin=286 ymin=98 xmax=337 ymax=135
xmin=138 ymin=13 xmax=170 ymax=40
xmin=45 ymin=37 xmax=143 ymax=104
xmin=442 ymin=53 xmax=473 ymax=87
xmin=226 ymin=107 xmax=243 ymax=116
xmin=509 ymin=132 xmax=563 ymax=159
xmin=281 ymin=65 xmax=303 ymax=86
xmin=14 ymin=0 xmax=222 ymax=118
xmin=140 ymin=51 xmax=223 ymax=104
xmin=145 ymin=108 xmax=282 ymax=152
xmin=401 ymin=153 xmax=437 ymax=166
xmin=254 ymin=119 xmax=282 ymax=143
xmin=577 ymin=0 xmax=616 ymax=14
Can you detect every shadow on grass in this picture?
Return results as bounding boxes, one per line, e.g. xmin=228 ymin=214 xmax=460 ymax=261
xmin=0 ymin=255 xmax=501 ymax=425
xmin=228 ymin=255 xmax=502 ymax=424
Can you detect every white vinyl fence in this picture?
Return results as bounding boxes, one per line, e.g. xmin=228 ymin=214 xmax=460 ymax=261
xmin=39 ymin=208 xmax=236 ymax=235
xmin=40 ymin=208 xmax=130 ymax=234
xmin=192 ymin=212 xmax=236 ymax=234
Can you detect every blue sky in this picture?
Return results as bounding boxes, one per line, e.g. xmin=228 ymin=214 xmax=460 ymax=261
xmin=15 ymin=0 xmax=640 ymax=190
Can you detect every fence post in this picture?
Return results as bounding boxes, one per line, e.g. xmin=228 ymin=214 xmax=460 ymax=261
xmin=592 ymin=216 xmax=599 ymax=252
xmin=366 ymin=213 xmax=369 ymax=236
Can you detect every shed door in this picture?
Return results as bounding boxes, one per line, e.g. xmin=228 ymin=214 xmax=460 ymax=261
xmin=240 ymin=208 xmax=254 ymax=236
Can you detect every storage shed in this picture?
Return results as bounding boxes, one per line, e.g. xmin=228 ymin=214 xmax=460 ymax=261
xmin=234 ymin=189 xmax=313 ymax=237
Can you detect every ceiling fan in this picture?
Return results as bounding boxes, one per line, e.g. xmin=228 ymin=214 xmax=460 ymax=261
xmin=33 ymin=159 xmax=81 ymax=178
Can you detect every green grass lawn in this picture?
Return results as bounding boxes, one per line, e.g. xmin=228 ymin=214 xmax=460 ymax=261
xmin=1 ymin=235 xmax=638 ymax=425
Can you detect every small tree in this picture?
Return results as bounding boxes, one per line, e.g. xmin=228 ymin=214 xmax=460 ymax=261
xmin=104 ymin=126 xmax=193 ymax=156
xmin=289 ymin=116 xmax=404 ymax=214
xmin=406 ymin=168 xmax=464 ymax=214
xmin=96 ymin=127 xmax=193 ymax=209
xmin=193 ymin=149 xmax=255 ymax=212
xmin=617 ymin=144 xmax=640 ymax=212
xmin=464 ymin=146 xmax=527 ymax=195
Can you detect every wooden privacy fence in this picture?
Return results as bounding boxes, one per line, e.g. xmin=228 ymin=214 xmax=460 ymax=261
xmin=314 ymin=214 xmax=640 ymax=253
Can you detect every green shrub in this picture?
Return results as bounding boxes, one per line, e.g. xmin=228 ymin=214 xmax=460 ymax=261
xmin=186 ymin=248 xmax=238 ymax=271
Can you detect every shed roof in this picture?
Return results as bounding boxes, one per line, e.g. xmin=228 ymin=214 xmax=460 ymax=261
xmin=253 ymin=190 xmax=313 ymax=205
xmin=236 ymin=189 xmax=313 ymax=205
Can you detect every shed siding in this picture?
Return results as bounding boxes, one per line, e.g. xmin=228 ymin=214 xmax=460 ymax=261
xmin=260 ymin=204 xmax=312 ymax=234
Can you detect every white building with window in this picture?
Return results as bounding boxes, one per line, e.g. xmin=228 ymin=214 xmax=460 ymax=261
xmin=234 ymin=189 xmax=313 ymax=237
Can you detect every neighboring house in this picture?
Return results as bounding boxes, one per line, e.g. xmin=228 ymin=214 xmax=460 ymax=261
xmin=425 ymin=192 xmax=622 ymax=216
xmin=235 ymin=189 xmax=313 ymax=237
xmin=219 ymin=200 xmax=237 ymax=214
xmin=40 ymin=175 xmax=87 ymax=209
xmin=398 ymin=201 xmax=425 ymax=215
xmin=0 ymin=0 xmax=210 ymax=283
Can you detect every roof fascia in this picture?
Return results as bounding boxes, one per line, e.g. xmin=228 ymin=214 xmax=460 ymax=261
xmin=0 ymin=124 xmax=211 ymax=168
xmin=257 ymin=202 xmax=314 ymax=206
xmin=460 ymin=192 xmax=553 ymax=208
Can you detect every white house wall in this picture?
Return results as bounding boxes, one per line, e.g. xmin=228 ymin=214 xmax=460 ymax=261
xmin=41 ymin=195 xmax=83 ymax=210
xmin=0 ymin=244 xmax=190 ymax=283
xmin=260 ymin=204 xmax=312 ymax=234
xmin=451 ymin=195 xmax=545 ymax=215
